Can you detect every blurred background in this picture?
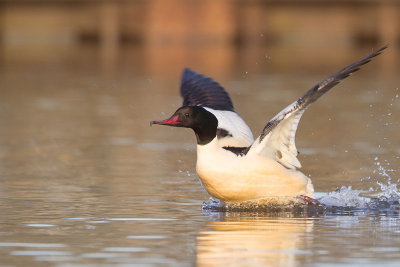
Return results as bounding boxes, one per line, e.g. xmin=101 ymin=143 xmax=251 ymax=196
xmin=1 ymin=0 xmax=399 ymax=76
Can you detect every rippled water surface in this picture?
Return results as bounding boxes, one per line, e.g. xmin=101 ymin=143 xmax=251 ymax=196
xmin=0 ymin=44 xmax=400 ymax=266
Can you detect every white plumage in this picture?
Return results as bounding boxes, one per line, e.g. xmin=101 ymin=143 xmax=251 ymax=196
xmin=249 ymin=102 xmax=305 ymax=169
xmin=204 ymin=107 xmax=254 ymax=147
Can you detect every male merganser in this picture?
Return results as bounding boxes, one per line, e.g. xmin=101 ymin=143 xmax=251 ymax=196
xmin=151 ymin=46 xmax=386 ymax=203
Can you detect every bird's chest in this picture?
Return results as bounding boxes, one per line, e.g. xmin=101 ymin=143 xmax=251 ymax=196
xmin=196 ymin=147 xmax=238 ymax=178
xmin=195 ymin=144 xmax=241 ymax=194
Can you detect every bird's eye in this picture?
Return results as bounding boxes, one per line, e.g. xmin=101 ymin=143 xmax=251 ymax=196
xmin=184 ymin=113 xmax=190 ymax=118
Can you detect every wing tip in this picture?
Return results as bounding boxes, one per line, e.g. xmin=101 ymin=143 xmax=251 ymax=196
xmin=362 ymin=45 xmax=388 ymax=62
xmin=375 ymin=44 xmax=389 ymax=54
xmin=182 ymin=67 xmax=198 ymax=81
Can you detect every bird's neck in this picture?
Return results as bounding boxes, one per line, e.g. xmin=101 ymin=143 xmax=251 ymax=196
xmin=193 ymin=126 xmax=217 ymax=145
xmin=191 ymin=107 xmax=218 ymax=145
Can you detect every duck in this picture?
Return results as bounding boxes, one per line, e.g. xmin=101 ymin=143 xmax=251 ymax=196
xmin=151 ymin=46 xmax=387 ymax=204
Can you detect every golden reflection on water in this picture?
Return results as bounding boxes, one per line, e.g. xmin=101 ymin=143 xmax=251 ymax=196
xmin=197 ymin=215 xmax=313 ymax=267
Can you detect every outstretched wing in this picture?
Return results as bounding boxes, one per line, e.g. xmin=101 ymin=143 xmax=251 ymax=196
xmin=180 ymin=68 xmax=234 ymax=111
xmin=249 ymin=46 xmax=387 ymax=169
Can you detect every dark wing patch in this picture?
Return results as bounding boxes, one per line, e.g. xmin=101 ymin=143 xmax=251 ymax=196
xmin=180 ymin=68 xmax=234 ymax=111
xmin=223 ymin=146 xmax=250 ymax=156
xmin=259 ymin=45 xmax=387 ymax=142
xmin=216 ymin=128 xmax=233 ymax=139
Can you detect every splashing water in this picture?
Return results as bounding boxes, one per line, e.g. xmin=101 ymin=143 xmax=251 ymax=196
xmin=315 ymin=156 xmax=400 ymax=213
xmin=377 ymin=181 xmax=400 ymax=200
xmin=317 ymin=186 xmax=369 ymax=208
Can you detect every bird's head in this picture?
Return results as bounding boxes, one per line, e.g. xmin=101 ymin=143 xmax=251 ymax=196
xmin=151 ymin=106 xmax=218 ymax=145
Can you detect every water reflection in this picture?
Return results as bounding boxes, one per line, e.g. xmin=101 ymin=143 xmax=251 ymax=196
xmin=197 ymin=211 xmax=400 ymax=266
xmin=197 ymin=214 xmax=314 ymax=266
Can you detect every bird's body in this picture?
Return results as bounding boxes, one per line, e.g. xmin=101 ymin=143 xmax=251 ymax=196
xmin=196 ymin=137 xmax=313 ymax=202
xmin=151 ymin=46 xmax=386 ymax=204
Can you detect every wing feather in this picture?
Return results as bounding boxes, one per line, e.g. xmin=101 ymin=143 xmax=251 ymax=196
xmin=180 ymin=68 xmax=234 ymax=111
xmin=250 ymin=46 xmax=387 ymax=169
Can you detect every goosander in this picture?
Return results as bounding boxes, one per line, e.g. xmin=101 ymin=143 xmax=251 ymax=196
xmin=151 ymin=46 xmax=387 ymax=203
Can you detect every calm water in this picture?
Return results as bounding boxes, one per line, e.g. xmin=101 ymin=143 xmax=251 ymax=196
xmin=0 ymin=45 xmax=400 ymax=266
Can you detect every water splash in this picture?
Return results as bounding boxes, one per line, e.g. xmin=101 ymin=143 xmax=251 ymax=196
xmin=316 ymin=153 xmax=400 ymax=213
xmin=377 ymin=181 xmax=400 ymax=200
xmin=317 ymin=186 xmax=369 ymax=208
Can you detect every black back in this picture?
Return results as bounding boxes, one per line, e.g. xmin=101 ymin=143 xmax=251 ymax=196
xmin=180 ymin=68 xmax=234 ymax=112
